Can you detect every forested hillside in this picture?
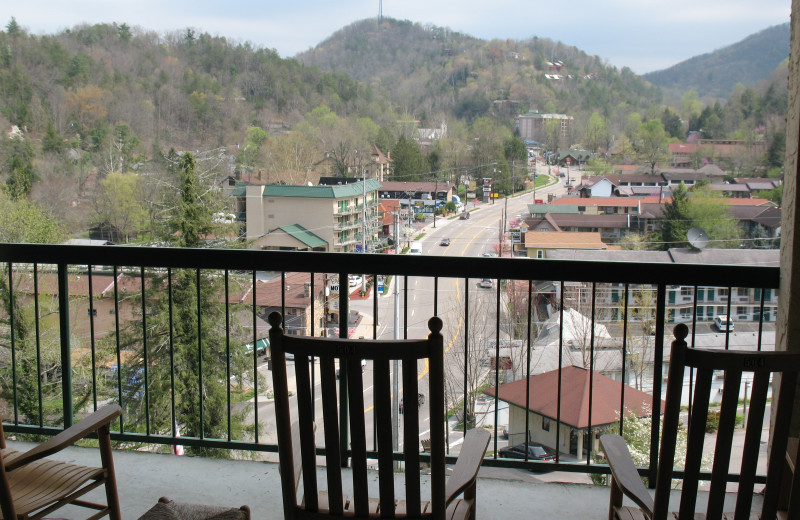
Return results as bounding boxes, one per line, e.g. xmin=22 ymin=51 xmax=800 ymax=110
xmin=298 ymin=18 xmax=663 ymax=124
xmin=0 ymin=20 xmax=383 ymax=151
xmin=643 ymin=23 xmax=789 ymax=101
xmin=0 ymin=17 xmax=790 ymax=243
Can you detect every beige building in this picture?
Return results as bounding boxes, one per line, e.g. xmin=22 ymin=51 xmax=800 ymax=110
xmin=515 ymin=110 xmax=574 ymax=149
xmin=243 ymin=179 xmax=382 ymax=253
xmin=522 ymin=231 xmax=608 ymax=258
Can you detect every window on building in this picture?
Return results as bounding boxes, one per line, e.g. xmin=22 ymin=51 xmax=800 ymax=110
xmin=681 ymin=287 xmax=693 ymax=297
xmin=542 ymin=417 xmax=550 ymax=431
xmin=536 ymin=250 xmax=544 ymax=259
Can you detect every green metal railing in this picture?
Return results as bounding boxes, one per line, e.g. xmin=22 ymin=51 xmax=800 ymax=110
xmin=0 ymin=243 xmax=780 ymax=481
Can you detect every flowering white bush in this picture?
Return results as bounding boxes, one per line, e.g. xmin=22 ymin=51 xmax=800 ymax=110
xmin=593 ymin=406 xmax=690 ymax=488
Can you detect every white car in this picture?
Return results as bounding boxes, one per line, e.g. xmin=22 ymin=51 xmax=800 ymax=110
xmin=713 ymin=315 xmax=734 ymax=332
xmin=349 ymin=275 xmax=362 ymax=287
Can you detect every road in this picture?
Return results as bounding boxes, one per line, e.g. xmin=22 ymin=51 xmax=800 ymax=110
xmin=345 ymin=171 xmax=569 ymax=448
xmin=241 ymin=169 xmax=775 ymax=458
xmin=242 ymin=172 xmax=571 ymax=451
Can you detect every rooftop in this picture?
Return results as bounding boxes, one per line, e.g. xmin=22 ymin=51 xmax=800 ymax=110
xmin=257 ymin=178 xmax=382 ymax=199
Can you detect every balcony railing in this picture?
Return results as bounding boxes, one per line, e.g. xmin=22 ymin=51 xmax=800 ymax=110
xmin=0 ymin=243 xmax=780 ymax=485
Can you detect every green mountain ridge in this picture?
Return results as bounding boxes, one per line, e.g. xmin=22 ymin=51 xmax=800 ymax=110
xmin=297 ymin=18 xmax=662 ymax=124
xmin=643 ymin=23 xmax=789 ymax=101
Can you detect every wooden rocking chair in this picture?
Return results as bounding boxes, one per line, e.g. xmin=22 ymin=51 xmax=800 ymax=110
xmin=269 ymin=312 xmax=490 ymax=520
xmin=0 ymin=404 xmax=122 ymax=520
xmin=600 ymin=324 xmax=800 ymax=519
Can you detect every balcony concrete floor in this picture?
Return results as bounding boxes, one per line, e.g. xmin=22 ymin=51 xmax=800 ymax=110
xmin=6 ymin=440 xmax=762 ymax=519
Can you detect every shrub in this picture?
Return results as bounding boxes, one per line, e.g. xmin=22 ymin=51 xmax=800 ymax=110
xmin=706 ymin=410 xmax=721 ymax=433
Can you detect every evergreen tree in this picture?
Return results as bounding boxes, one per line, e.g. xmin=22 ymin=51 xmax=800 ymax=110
xmin=375 ymin=127 xmax=395 ymax=156
xmin=659 ymin=183 xmax=692 ymax=250
xmin=5 ymin=136 xmax=36 ymax=199
xmin=42 ymin=122 xmax=65 ymax=154
xmin=116 ymin=152 xmax=253 ymax=455
xmin=6 ymin=17 xmax=20 ymax=37
xmin=767 ymin=131 xmax=785 ymax=168
xmin=0 ymin=193 xmax=66 ymax=426
xmin=391 ymin=135 xmax=427 ymax=181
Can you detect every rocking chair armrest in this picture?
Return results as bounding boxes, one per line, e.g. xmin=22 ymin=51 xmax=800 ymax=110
xmin=445 ymin=428 xmax=490 ymax=506
xmin=599 ymin=434 xmax=654 ymax=515
xmin=6 ymin=404 xmax=121 ymax=471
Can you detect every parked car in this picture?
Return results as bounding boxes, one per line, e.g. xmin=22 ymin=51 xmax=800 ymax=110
xmin=482 ymin=252 xmax=494 ymax=258
xmin=440 ymin=238 xmax=451 ymax=246
xmin=408 ymin=241 xmax=422 ymax=255
xmin=244 ymin=338 xmax=269 ymax=356
xmin=479 ymin=278 xmax=493 ymax=289
xmin=714 ymin=315 xmax=734 ymax=332
xmin=348 ymin=275 xmax=363 ymax=287
xmin=498 ymin=442 xmax=556 ymax=461
xmin=459 ymin=212 xmax=470 ymax=220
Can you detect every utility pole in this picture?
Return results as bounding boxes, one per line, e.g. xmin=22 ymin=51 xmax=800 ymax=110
xmin=433 ymin=174 xmax=438 ymax=228
xmin=392 ymin=213 xmax=400 ymax=459
xmin=407 ymin=192 xmax=413 ymax=247
xmin=361 ymin=176 xmax=367 ymax=294
xmin=498 ymin=213 xmax=504 ymax=258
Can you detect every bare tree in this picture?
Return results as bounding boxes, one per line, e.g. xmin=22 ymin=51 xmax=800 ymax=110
xmin=500 ymin=279 xmax=547 ymax=382
xmin=443 ymin=287 xmax=494 ymax=430
xmin=559 ymin=284 xmax=616 ymax=371
xmin=617 ymin=285 xmax=658 ymax=390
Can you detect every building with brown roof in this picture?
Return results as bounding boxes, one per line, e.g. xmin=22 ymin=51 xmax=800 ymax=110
xmin=242 ymin=272 xmax=327 ymax=337
xmin=484 ymin=366 xmax=663 ymax=461
xmin=522 ymin=231 xmax=608 ymax=258
xmin=547 ymin=196 xmax=663 ymax=216
xmin=523 ymin=213 xmax=633 ymax=244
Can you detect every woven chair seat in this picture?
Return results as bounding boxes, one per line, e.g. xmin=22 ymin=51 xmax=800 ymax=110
xmin=137 ymin=497 xmax=250 ymax=520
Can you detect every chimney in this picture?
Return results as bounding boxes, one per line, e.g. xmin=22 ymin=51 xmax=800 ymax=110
xmin=304 ymin=283 xmax=311 ymax=298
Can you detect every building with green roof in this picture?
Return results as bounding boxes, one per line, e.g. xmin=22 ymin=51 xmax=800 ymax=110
xmin=243 ymin=179 xmax=381 ymax=252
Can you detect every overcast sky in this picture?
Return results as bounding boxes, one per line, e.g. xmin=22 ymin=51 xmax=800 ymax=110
xmin=7 ymin=0 xmax=791 ymax=74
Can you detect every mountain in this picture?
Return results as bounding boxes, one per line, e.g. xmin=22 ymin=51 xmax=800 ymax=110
xmin=643 ymin=23 xmax=789 ymax=100
xmin=297 ymin=18 xmax=662 ymax=123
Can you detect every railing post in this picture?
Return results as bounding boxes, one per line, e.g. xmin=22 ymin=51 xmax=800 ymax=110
xmin=338 ymin=270 xmax=349 ymax=467
xmin=57 ymin=263 xmax=73 ymax=427
xmin=648 ymin=283 xmax=668 ymax=487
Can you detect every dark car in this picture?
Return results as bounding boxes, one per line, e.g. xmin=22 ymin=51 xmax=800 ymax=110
xmin=498 ymin=443 xmax=556 ymax=461
xmin=459 ymin=212 xmax=470 ymax=220
xmin=440 ymin=238 xmax=451 ymax=246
